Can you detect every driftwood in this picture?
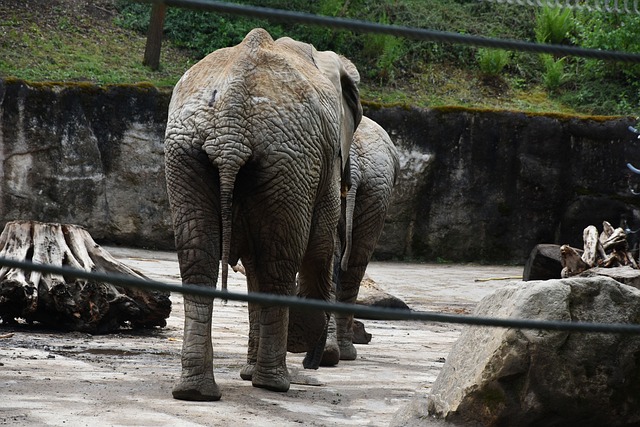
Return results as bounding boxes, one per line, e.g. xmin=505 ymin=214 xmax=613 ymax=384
xmin=561 ymin=221 xmax=638 ymax=278
xmin=0 ymin=221 xmax=170 ymax=333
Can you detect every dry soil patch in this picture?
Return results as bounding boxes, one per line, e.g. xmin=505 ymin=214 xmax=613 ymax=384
xmin=0 ymin=247 xmax=521 ymax=426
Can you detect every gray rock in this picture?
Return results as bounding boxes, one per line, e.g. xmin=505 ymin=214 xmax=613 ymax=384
xmin=522 ymin=243 xmax=563 ymax=281
xmin=352 ymin=319 xmax=372 ymax=344
xmin=579 ymin=266 xmax=640 ymax=289
xmin=393 ymin=277 xmax=640 ymax=427
xmin=355 ymin=275 xmax=410 ymax=318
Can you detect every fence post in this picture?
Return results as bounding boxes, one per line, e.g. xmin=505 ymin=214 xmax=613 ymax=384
xmin=143 ymin=3 xmax=167 ymax=71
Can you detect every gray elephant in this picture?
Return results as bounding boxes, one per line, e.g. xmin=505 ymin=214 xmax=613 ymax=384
xmin=164 ymin=28 xmax=362 ymax=401
xmin=330 ymin=116 xmax=399 ymax=363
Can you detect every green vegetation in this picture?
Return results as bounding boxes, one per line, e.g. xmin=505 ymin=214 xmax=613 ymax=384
xmin=535 ymin=6 xmax=574 ymax=44
xmin=477 ymin=49 xmax=511 ymax=77
xmin=1 ymin=0 xmax=639 ymax=115
xmin=0 ymin=2 xmax=193 ymax=87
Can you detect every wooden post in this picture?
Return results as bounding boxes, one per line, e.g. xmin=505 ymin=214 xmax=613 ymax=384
xmin=143 ymin=3 xmax=167 ymax=71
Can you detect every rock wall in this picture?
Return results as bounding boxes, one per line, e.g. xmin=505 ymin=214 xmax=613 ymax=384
xmin=366 ymin=106 xmax=640 ymax=263
xmin=1 ymin=79 xmax=639 ymax=262
xmin=0 ymin=79 xmax=173 ymax=249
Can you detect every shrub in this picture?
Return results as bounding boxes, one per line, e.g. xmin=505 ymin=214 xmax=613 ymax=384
xmin=535 ymin=6 xmax=574 ymax=44
xmin=477 ymin=48 xmax=510 ymax=76
xmin=540 ymin=54 xmax=566 ymax=91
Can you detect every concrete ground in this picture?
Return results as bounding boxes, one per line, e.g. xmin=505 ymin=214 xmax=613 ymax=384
xmin=0 ymin=247 xmax=522 ymax=426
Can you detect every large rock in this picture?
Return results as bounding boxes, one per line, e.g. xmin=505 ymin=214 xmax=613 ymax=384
xmin=356 ymin=274 xmax=411 ymax=315
xmin=522 ymin=243 xmax=563 ymax=281
xmin=393 ymin=277 xmax=640 ymax=427
xmin=579 ymin=266 xmax=640 ymax=289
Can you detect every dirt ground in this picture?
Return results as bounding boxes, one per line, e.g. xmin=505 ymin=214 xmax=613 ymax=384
xmin=0 ymin=247 xmax=523 ymax=426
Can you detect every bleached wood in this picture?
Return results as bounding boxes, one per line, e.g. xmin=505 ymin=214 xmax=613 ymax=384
xmin=0 ymin=220 xmax=170 ymax=333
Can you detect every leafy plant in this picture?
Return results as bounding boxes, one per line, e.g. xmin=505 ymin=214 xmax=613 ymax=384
xmin=572 ymin=10 xmax=640 ymax=81
xmin=535 ymin=6 xmax=574 ymax=44
xmin=540 ymin=54 xmax=567 ymax=91
xmin=477 ymin=48 xmax=510 ymax=76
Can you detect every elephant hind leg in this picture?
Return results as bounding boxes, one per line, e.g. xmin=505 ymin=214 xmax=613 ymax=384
xmin=172 ymin=296 xmax=221 ymax=401
xmin=240 ymin=257 xmax=259 ymax=381
xmin=336 ymin=313 xmax=358 ymax=361
xmin=336 ymin=264 xmax=367 ymax=361
xmin=251 ymin=305 xmax=291 ymax=392
xmin=240 ymin=300 xmax=259 ymax=381
xmin=166 ymin=148 xmax=222 ymax=400
xmin=319 ymin=313 xmax=339 ymax=367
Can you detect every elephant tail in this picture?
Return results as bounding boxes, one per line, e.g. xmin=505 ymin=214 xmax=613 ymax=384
xmin=218 ymin=166 xmax=236 ymax=293
xmin=205 ymin=142 xmax=251 ymax=293
xmin=340 ymin=186 xmax=357 ymax=271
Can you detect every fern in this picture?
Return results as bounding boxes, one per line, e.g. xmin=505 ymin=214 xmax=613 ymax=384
xmin=535 ymin=6 xmax=574 ymax=44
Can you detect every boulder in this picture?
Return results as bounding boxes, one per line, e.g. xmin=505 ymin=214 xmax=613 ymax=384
xmin=356 ymin=274 xmax=411 ymax=317
xmin=352 ymin=319 xmax=372 ymax=344
xmin=579 ymin=266 xmax=640 ymax=289
xmin=392 ymin=277 xmax=640 ymax=427
xmin=522 ymin=243 xmax=563 ymax=281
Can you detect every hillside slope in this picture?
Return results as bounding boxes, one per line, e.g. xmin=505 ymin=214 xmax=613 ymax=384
xmin=0 ymin=0 xmax=632 ymax=115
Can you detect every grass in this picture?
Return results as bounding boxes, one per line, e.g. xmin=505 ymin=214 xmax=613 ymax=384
xmin=0 ymin=1 xmax=629 ymax=116
xmin=0 ymin=2 xmax=195 ymax=87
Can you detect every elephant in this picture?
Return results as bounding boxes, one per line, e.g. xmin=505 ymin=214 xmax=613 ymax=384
xmin=327 ymin=116 xmax=400 ymax=363
xmin=164 ymin=28 xmax=362 ymax=401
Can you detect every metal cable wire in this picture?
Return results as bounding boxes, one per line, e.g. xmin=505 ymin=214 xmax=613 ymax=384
xmin=139 ymin=0 xmax=640 ymax=62
xmin=4 ymin=2 xmax=637 ymax=335
xmin=2 ymin=256 xmax=640 ymax=334
xmin=481 ymin=0 xmax=640 ymax=14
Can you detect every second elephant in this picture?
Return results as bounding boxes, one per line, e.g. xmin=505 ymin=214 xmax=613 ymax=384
xmin=333 ymin=115 xmax=400 ymax=361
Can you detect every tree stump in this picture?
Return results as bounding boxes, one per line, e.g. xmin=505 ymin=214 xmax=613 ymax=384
xmin=0 ymin=221 xmax=171 ymax=334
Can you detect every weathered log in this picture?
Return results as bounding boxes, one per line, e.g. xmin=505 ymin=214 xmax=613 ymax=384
xmin=581 ymin=225 xmax=599 ymax=267
xmin=600 ymin=220 xmax=616 ymax=243
xmin=0 ymin=221 xmax=170 ymax=333
xmin=559 ymin=221 xmax=640 ymax=277
xmin=560 ymin=245 xmax=590 ymax=278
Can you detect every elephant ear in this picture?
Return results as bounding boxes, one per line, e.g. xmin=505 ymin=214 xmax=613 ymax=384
xmin=313 ymin=51 xmax=363 ymax=194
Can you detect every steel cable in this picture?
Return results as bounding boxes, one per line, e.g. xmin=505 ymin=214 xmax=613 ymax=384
xmin=2 ymin=256 xmax=640 ymax=334
xmin=139 ymin=0 xmax=640 ymax=62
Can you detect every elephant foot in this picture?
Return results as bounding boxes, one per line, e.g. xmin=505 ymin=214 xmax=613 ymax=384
xmin=251 ymin=368 xmax=290 ymax=392
xmin=240 ymin=363 xmax=255 ymax=381
xmin=320 ymin=315 xmax=340 ymax=366
xmin=172 ymin=376 xmax=222 ymax=401
xmin=338 ymin=341 xmax=357 ymax=361
xmin=320 ymin=342 xmax=340 ymax=366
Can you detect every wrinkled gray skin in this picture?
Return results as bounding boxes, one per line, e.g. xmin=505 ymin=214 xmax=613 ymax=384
xmin=325 ymin=116 xmax=399 ymax=364
xmin=164 ymin=28 xmax=362 ymax=401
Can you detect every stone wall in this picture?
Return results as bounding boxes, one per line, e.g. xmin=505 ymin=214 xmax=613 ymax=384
xmin=366 ymin=107 xmax=639 ymax=263
xmin=1 ymin=79 xmax=638 ymax=263
xmin=0 ymin=80 xmax=173 ymax=249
